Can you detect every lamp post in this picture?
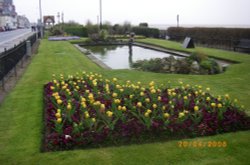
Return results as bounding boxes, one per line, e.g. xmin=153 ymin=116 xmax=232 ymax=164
xmin=99 ymin=0 xmax=102 ymax=29
xmin=39 ymin=0 xmax=43 ymax=38
xmin=177 ymin=14 xmax=179 ymax=27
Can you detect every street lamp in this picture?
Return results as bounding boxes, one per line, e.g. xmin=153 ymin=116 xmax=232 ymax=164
xmin=99 ymin=0 xmax=102 ymax=29
xmin=39 ymin=0 xmax=42 ymax=23
xmin=39 ymin=0 xmax=43 ymax=38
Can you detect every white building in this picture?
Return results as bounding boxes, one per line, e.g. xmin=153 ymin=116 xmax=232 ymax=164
xmin=0 ymin=0 xmax=17 ymax=30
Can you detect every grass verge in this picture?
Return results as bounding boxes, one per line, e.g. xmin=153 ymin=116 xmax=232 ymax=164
xmin=0 ymin=39 xmax=249 ymax=164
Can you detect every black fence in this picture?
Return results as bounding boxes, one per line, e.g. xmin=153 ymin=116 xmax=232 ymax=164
xmin=0 ymin=33 xmax=38 ymax=86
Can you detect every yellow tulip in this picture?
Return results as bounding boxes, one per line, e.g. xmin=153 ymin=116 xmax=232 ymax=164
xmin=106 ymin=111 xmax=113 ymax=117
xmin=100 ymin=104 xmax=105 ymax=111
xmin=162 ymin=106 xmax=166 ymax=111
xmin=55 ymin=113 xmax=61 ymax=118
xmin=144 ymin=112 xmax=150 ymax=117
xmin=217 ymin=103 xmax=223 ymax=108
xmin=194 ymin=106 xmax=199 ymax=111
xmin=91 ymin=118 xmax=96 ymax=123
xmin=211 ymin=103 xmax=216 ymax=108
xmin=137 ymin=102 xmax=142 ymax=107
xmin=81 ymin=102 xmax=87 ymax=108
xmin=57 ymin=118 xmax=62 ymax=124
xmin=118 ymin=105 xmax=122 ymax=111
xmin=57 ymin=99 xmax=63 ymax=105
xmin=152 ymin=104 xmax=157 ymax=109
xmin=163 ymin=113 xmax=170 ymax=118
xmin=145 ymin=98 xmax=150 ymax=103
xmin=67 ymin=103 xmax=72 ymax=110
xmin=178 ymin=112 xmax=185 ymax=118
xmin=122 ymin=106 xmax=127 ymax=111
xmin=112 ymin=93 xmax=118 ymax=98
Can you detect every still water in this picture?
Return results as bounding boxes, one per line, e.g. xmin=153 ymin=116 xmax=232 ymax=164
xmin=83 ymin=45 xmax=179 ymax=69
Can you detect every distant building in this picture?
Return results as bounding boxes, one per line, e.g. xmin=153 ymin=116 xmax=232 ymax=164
xmin=0 ymin=0 xmax=17 ymax=30
xmin=17 ymin=15 xmax=30 ymax=28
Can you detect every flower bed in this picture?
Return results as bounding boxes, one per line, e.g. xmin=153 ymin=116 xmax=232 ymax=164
xmin=43 ymin=72 xmax=250 ymax=151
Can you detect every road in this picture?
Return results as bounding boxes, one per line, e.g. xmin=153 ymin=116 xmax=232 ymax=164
xmin=0 ymin=29 xmax=35 ymax=53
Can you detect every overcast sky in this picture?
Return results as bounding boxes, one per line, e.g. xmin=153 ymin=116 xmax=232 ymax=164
xmin=14 ymin=0 xmax=250 ymax=27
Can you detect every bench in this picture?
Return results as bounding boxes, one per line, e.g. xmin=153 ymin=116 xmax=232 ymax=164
xmin=234 ymin=39 xmax=250 ymax=52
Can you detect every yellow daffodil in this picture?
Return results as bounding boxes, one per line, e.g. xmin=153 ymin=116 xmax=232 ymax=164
xmin=206 ymin=87 xmax=210 ymax=91
xmin=158 ymin=96 xmax=162 ymax=101
xmin=183 ymin=96 xmax=188 ymax=100
xmin=145 ymin=98 xmax=150 ymax=103
xmin=140 ymin=92 xmax=145 ymax=96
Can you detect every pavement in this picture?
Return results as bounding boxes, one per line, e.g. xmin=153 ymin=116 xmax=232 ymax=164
xmin=0 ymin=30 xmax=36 ymax=54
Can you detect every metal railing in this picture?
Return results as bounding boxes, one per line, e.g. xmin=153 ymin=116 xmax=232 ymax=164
xmin=0 ymin=33 xmax=38 ymax=90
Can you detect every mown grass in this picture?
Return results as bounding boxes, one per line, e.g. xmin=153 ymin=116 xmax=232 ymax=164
xmin=0 ymin=39 xmax=249 ymax=165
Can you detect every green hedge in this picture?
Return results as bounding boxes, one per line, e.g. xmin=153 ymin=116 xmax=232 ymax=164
xmin=167 ymin=27 xmax=250 ymax=49
xmin=64 ymin=26 xmax=88 ymax=37
xmin=132 ymin=27 xmax=160 ymax=38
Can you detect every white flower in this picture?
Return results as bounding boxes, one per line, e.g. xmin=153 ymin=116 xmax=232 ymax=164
xmin=65 ymin=135 xmax=72 ymax=140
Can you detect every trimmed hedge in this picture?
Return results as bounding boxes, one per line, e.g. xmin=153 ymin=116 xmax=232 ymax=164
xmin=167 ymin=27 xmax=250 ymax=49
xmin=64 ymin=26 xmax=88 ymax=37
xmin=132 ymin=27 xmax=160 ymax=38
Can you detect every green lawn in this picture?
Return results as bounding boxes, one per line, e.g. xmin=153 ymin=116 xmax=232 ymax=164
xmin=0 ymin=39 xmax=249 ymax=165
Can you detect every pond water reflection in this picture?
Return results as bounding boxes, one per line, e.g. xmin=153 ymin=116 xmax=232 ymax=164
xmin=83 ymin=45 xmax=181 ymax=69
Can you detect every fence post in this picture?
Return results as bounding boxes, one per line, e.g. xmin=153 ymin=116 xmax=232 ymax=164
xmin=1 ymin=77 xmax=4 ymax=91
xmin=26 ymin=40 xmax=31 ymax=58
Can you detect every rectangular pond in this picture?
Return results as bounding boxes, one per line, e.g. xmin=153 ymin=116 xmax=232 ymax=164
xmin=82 ymin=45 xmax=183 ymax=69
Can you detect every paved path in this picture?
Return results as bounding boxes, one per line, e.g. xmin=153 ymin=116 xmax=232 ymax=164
xmin=0 ymin=29 xmax=35 ymax=54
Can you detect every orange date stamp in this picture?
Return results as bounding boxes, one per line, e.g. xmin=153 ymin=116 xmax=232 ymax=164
xmin=178 ymin=140 xmax=227 ymax=148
